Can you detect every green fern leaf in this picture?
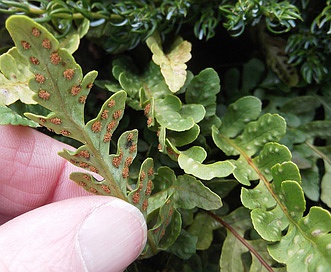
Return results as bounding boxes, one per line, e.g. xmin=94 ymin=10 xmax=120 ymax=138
xmin=213 ymin=95 xmax=331 ymax=271
xmin=5 ymin=15 xmax=139 ymax=202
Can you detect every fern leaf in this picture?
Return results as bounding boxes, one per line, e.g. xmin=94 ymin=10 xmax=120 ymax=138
xmin=146 ymin=33 xmax=192 ymax=93
xmin=5 ymin=15 xmax=137 ymax=201
xmin=213 ymin=95 xmax=331 ymax=271
xmin=0 ymin=47 xmax=35 ymax=105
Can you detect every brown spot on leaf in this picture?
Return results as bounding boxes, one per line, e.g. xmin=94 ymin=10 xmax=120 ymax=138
xmin=113 ymin=110 xmax=122 ymax=120
xmin=78 ymin=96 xmax=86 ymax=104
xmin=127 ymin=132 xmax=134 ymax=141
xmin=148 ymin=167 xmax=154 ymax=177
xmin=140 ymin=171 xmax=146 ymax=181
xmin=35 ymin=74 xmax=45 ymax=83
xmin=89 ymin=166 xmax=98 ymax=173
xmin=50 ymin=117 xmax=61 ymax=124
xmin=63 ymin=69 xmax=75 ymax=80
xmin=89 ymin=187 xmax=98 ymax=194
xmin=42 ymin=39 xmax=51 ymax=49
xmin=71 ymin=85 xmax=81 ymax=96
xmin=78 ymin=150 xmax=90 ymax=159
xmin=125 ymin=157 xmax=133 ymax=167
xmin=78 ymin=181 xmax=87 ymax=186
xmin=32 ymin=27 xmax=41 ymax=37
xmin=91 ymin=121 xmax=102 ymax=133
xmin=107 ymin=99 xmax=115 ymax=107
xmin=83 ymin=174 xmax=91 ymax=181
xmin=60 ymin=130 xmax=71 ymax=136
xmin=39 ymin=118 xmax=46 ymax=123
xmin=79 ymin=162 xmax=89 ymax=168
xmin=107 ymin=120 xmax=117 ymax=131
xmin=101 ymin=110 xmax=109 ymax=120
xmin=132 ymin=192 xmax=140 ymax=204
xmin=50 ymin=52 xmax=61 ymax=65
xmin=103 ymin=132 xmax=112 ymax=143
xmin=87 ymin=83 xmax=93 ymax=89
xmin=101 ymin=185 xmax=111 ymax=193
xmin=122 ymin=167 xmax=129 ymax=178
xmin=129 ymin=144 xmax=137 ymax=154
xmin=112 ymin=153 xmax=123 ymax=168
xmin=142 ymin=199 xmax=148 ymax=211
xmin=38 ymin=89 xmax=50 ymax=100
xmin=145 ymin=180 xmax=153 ymax=195
xmin=30 ymin=57 xmax=40 ymax=65
xmin=21 ymin=41 xmax=31 ymax=50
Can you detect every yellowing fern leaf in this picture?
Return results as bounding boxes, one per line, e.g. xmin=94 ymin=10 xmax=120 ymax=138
xmin=146 ymin=33 xmax=191 ymax=93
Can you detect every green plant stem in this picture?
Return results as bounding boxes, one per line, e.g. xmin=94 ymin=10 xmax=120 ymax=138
xmin=206 ymin=211 xmax=274 ymax=272
xmin=305 ymin=141 xmax=331 ymax=165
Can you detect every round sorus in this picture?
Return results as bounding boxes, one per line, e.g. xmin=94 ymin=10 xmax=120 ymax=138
xmin=78 ymin=150 xmax=90 ymax=159
xmin=89 ymin=187 xmax=98 ymax=194
xmin=78 ymin=181 xmax=87 ymax=187
xmin=103 ymin=132 xmax=112 ymax=143
xmin=30 ymin=56 xmax=40 ymax=65
xmin=101 ymin=110 xmax=109 ymax=120
xmin=112 ymin=156 xmax=122 ymax=168
xmin=78 ymin=96 xmax=86 ymax=104
xmin=60 ymin=130 xmax=71 ymax=136
xmin=125 ymin=157 xmax=133 ymax=167
xmin=122 ymin=167 xmax=129 ymax=178
xmin=63 ymin=68 xmax=75 ymax=80
xmin=91 ymin=121 xmax=102 ymax=133
xmin=132 ymin=192 xmax=140 ymax=204
xmin=89 ymin=166 xmax=98 ymax=173
xmin=129 ymin=144 xmax=137 ymax=154
xmin=50 ymin=117 xmax=62 ymax=124
xmin=148 ymin=167 xmax=154 ymax=177
xmin=71 ymin=85 xmax=81 ymax=96
xmin=140 ymin=171 xmax=146 ymax=181
xmin=31 ymin=27 xmax=41 ymax=37
xmin=21 ymin=41 xmax=31 ymax=50
xmin=142 ymin=199 xmax=148 ymax=211
xmin=83 ymin=174 xmax=91 ymax=181
xmin=145 ymin=180 xmax=153 ymax=195
xmin=107 ymin=120 xmax=117 ymax=131
xmin=101 ymin=185 xmax=111 ymax=193
xmin=42 ymin=39 xmax=51 ymax=49
xmin=38 ymin=89 xmax=50 ymax=100
xmin=127 ymin=132 xmax=134 ymax=141
xmin=113 ymin=110 xmax=122 ymax=120
xmin=50 ymin=52 xmax=61 ymax=65
xmin=35 ymin=74 xmax=45 ymax=83
xmin=107 ymin=99 xmax=115 ymax=107
xmin=79 ymin=162 xmax=89 ymax=168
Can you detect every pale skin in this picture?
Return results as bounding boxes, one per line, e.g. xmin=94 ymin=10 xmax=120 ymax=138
xmin=0 ymin=125 xmax=147 ymax=272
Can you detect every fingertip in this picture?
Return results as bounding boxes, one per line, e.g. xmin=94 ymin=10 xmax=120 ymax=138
xmin=77 ymin=199 xmax=147 ymax=272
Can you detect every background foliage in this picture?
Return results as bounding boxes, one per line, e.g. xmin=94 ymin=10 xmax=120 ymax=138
xmin=1 ymin=1 xmax=331 ymax=271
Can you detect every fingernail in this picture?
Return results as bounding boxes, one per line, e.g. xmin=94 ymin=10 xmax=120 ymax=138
xmin=77 ymin=199 xmax=147 ymax=272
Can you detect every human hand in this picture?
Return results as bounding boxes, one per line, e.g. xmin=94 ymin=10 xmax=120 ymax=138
xmin=0 ymin=125 xmax=147 ymax=272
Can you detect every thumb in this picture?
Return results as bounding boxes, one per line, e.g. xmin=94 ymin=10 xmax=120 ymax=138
xmin=0 ymin=196 xmax=147 ymax=272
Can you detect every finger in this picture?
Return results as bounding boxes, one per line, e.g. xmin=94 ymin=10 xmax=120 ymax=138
xmin=0 ymin=196 xmax=147 ymax=272
xmin=0 ymin=125 xmax=90 ymax=220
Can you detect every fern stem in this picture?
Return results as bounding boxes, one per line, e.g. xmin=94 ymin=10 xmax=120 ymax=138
xmin=305 ymin=140 xmax=331 ymax=165
xmin=206 ymin=211 xmax=274 ymax=272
